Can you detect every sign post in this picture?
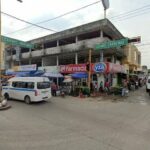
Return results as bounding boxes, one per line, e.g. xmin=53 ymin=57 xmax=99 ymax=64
xmin=1 ymin=36 xmax=34 ymax=49
xmin=88 ymin=49 xmax=92 ymax=91
xmin=95 ymin=38 xmax=128 ymax=50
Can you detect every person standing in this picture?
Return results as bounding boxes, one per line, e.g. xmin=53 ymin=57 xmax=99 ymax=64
xmin=51 ymin=82 xmax=57 ymax=96
xmin=104 ymin=80 xmax=110 ymax=94
xmin=99 ymin=81 xmax=103 ymax=93
xmin=122 ymin=79 xmax=128 ymax=96
xmin=94 ymin=82 xmax=98 ymax=92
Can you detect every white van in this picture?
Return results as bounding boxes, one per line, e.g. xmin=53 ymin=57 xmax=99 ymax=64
xmin=146 ymin=76 xmax=150 ymax=92
xmin=2 ymin=77 xmax=52 ymax=104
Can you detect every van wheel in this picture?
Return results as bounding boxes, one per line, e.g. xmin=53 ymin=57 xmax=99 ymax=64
xmin=146 ymin=88 xmax=149 ymax=92
xmin=4 ymin=93 xmax=10 ymax=100
xmin=24 ymin=96 xmax=31 ymax=104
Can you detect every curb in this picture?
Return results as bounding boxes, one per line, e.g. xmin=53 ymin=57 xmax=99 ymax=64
xmin=0 ymin=105 xmax=11 ymax=111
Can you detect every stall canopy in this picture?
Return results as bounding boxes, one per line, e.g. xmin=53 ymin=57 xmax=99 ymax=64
xmin=71 ymin=72 xmax=88 ymax=79
xmin=42 ymin=72 xmax=63 ymax=78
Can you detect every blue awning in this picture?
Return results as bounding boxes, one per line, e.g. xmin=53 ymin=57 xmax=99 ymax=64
xmin=5 ymin=70 xmax=45 ymax=77
xmin=29 ymin=70 xmax=45 ymax=76
xmin=71 ymin=72 xmax=88 ymax=79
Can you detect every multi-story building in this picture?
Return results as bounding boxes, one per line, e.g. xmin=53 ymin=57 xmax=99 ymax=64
xmin=4 ymin=19 xmax=129 ymax=87
xmin=5 ymin=19 xmax=125 ymax=68
xmin=122 ymin=44 xmax=141 ymax=74
xmin=0 ymin=42 xmax=6 ymax=71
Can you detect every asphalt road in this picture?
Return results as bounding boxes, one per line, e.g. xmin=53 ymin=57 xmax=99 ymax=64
xmin=0 ymin=87 xmax=150 ymax=150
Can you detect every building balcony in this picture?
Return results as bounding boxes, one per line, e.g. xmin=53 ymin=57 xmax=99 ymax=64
xmin=6 ymin=37 xmax=126 ymax=62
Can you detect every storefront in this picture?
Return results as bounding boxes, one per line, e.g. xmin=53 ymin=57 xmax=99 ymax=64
xmin=108 ymin=63 xmax=127 ymax=86
xmin=60 ymin=62 xmax=126 ymax=95
xmin=38 ymin=66 xmax=63 ymax=84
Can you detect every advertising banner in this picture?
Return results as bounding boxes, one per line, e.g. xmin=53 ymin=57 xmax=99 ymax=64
xmin=60 ymin=63 xmax=126 ymax=74
xmin=60 ymin=64 xmax=86 ymax=73
xmin=108 ymin=63 xmax=126 ymax=73
xmin=12 ymin=64 xmax=37 ymax=72
xmin=38 ymin=66 xmax=59 ymax=73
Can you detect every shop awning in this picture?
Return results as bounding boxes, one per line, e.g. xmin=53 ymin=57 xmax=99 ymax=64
xmin=6 ymin=71 xmax=29 ymax=77
xmin=29 ymin=70 xmax=45 ymax=76
xmin=71 ymin=72 xmax=88 ymax=79
xmin=42 ymin=72 xmax=63 ymax=78
xmin=5 ymin=70 xmax=45 ymax=77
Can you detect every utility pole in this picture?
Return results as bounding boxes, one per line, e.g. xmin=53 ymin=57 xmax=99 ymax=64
xmin=87 ymin=49 xmax=92 ymax=91
xmin=0 ymin=0 xmax=23 ymax=101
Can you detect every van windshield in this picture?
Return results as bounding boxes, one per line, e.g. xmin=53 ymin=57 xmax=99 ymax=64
xmin=37 ymin=82 xmax=50 ymax=89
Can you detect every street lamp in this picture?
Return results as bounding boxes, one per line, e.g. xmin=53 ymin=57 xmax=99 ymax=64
xmin=17 ymin=0 xmax=23 ymax=2
xmin=0 ymin=0 xmax=23 ymax=102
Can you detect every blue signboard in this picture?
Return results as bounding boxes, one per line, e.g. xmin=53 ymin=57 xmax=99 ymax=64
xmin=94 ymin=63 xmax=106 ymax=72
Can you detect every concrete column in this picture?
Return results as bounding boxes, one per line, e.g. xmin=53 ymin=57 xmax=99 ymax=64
xmin=57 ymin=40 xmax=59 ymax=47
xmin=10 ymin=49 xmax=14 ymax=68
xmin=100 ymin=51 xmax=104 ymax=62
xmin=100 ymin=30 xmax=103 ymax=38
xmin=111 ymin=55 xmax=115 ymax=63
xmin=56 ymin=56 xmax=59 ymax=86
xmin=29 ymin=48 xmax=32 ymax=64
xmin=75 ymin=53 xmax=78 ymax=64
xmin=75 ymin=36 xmax=78 ymax=43
xmin=41 ymin=57 xmax=44 ymax=67
xmin=56 ymin=56 xmax=59 ymax=66
xmin=29 ymin=58 xmax=31 ymax=65
xmin=11 ymin=61 xmax=14 ymax=68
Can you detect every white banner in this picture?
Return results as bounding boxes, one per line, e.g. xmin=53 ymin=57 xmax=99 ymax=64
xmin=13 ymin=64 xmax=37 ymax=71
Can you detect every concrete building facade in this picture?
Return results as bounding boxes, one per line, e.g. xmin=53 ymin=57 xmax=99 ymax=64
xmin=122 ymin=44 xmax=141 ymax=73
xmin=5 ymin=19 xmax=125 ymax=69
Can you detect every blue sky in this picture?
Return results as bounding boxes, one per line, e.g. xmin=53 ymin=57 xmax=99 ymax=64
xmin=1 ymin=0 xmax=150 ymax=68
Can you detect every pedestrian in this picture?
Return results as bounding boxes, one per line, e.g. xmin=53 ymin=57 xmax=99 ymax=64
xmin=90 ymin=82 xmax=94 ymax=93
xmin=94 ymin=82 xmax=98 ymax=92
xmin=99 ymin=81 xmax=103 ymax=93
xmin=51 ymin=82 xmax=57 ymax=96
xmin=104 ymin=80 xmax=110 ymax=94
xmin=122 ymin=79 xmax=128 ymax=96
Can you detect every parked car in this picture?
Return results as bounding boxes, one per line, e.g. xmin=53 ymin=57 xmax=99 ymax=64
xmin=146 ymin=76 xmax=150 ymax=92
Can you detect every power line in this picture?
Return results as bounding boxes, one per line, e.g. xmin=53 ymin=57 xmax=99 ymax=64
xmin=3 ymin=2 xmax=150 ymax=36
xmin=109 ymin=4 xmax=150 ymax=19
xmin=112 ymin=9 xmax=150 ymax=22
xmin=3 ymin=0 xmax=101 ymax=36
xmin=2 ymin=11 xmax=57 ymax=33
xmin=136 ymin=43 xmax=150 ymax=47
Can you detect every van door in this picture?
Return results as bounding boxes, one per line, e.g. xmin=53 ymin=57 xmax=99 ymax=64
xmin=11 ymin=81 xmax=18 ymax=99
xmin=37 ymin=82 xmax=51 ymax=100
xmin=16 ymin=82 xmax=26 ymax=101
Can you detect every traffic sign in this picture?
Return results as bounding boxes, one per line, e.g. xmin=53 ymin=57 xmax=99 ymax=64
xmin=1 ymin=36 xmax=34 ymax=49
xmin=95 ymin=38 xmax=128 ymax=50
xmin=128 ymin=36 xmax=141 ymax=43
